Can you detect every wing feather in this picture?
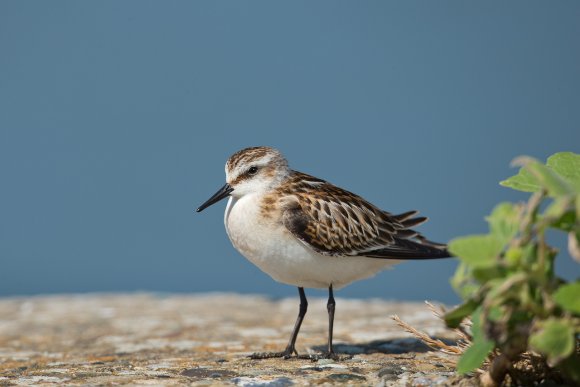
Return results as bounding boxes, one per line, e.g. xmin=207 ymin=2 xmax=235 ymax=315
xmin=279 ymin=171 xmax=450 ymax=259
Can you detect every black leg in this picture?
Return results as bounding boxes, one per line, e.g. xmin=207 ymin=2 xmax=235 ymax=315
xmin=250 ymin=287 xmax=308 ymax=359
xmin=326 ymin=284 xmax=336 ymax=356
xmin=286 ymin=287 xmax=308 ymax=354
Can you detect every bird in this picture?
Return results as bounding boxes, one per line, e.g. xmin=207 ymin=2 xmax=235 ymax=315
xmin=196 ymin=146 xmax=451 ymax=360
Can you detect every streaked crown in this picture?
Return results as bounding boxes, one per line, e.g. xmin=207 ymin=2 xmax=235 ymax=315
xmin=225 ymin=146 xmax=290 ymax=197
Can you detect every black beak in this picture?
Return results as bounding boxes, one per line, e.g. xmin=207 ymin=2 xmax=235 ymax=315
xmin=196 ymin=183 xmax=234 ymax=212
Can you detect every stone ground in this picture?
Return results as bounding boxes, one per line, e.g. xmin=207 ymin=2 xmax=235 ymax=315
xmin=0 ymin=293 xmax=467 ymax=386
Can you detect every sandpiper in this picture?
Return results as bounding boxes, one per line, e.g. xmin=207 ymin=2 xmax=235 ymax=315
xmin=197 ymin=146 xmax=450 ymax=359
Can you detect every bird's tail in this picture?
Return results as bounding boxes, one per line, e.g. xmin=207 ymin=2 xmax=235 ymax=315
xmin=363 ymin=237 xmax=452 ymax=260
xmin=364 ymin=210 xmax=452 ymax=260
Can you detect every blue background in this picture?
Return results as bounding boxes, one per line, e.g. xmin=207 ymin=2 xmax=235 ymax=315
xmin=1 ymin=1 xmax=579 ymax=303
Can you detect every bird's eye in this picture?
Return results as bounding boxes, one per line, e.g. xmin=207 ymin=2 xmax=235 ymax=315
xmin=248 ymin=166 xmax=259 ymax=175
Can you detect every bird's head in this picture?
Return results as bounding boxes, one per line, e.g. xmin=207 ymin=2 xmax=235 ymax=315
xmin=197 ymin=146 xmax=289 ymax=212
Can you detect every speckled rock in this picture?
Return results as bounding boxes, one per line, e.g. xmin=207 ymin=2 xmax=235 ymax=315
xmin=0 ymin=293 xmax=460 ymax=385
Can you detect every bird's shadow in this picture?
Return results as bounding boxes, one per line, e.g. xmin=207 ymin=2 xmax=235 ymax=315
xmin=312 ymin=336 xmax=457 ymax=356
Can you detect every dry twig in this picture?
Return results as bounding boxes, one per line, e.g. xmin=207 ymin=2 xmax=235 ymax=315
xmin=425 ymin=301 xmax=471 ymax=348
xmin=391 ymin=314 xmax=463 ymax=355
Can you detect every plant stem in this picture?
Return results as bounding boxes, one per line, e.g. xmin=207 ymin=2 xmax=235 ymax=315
xmin=480 ymin=354 xmax=511 ymax=387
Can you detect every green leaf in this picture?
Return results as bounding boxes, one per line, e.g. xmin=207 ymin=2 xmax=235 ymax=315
xmin=486 ymin=202 xmax=521 ymax=244
xmin=529 ymin=318 xmax=576 ymax=365
xmin=553 ymin=282 xmax=580 ymax=314
xmin=500 ymin=152 xmax=580 ymax=195
xmin=449 ymin=235 xmax=504 ymax=268
xmin=504 ymin=247 xmax=523 ymax=267
xmin=547 ymin=152 xmax=580 ymax=192
xmin=545 ymin=196 xmax=576 ymax=231
xmin=457 ymin=338 xmax=495 ymax=374
xmin=514 ymin=156 xmax=573 ymax=197
xmin=551 ymin=211 xmax=576 ymax=232
xmin=457 ymin=308 xmax=495 ymax=374
xmin=450 ymin=262 xmax=479 ymax=299
xmin=470 ymin=308 xmax=487 ymax=342
xmin=444 ymin=299 xmax=479 ymax=328
xmin=472 ymin=266 xmax=508 ymax=282
xmin=487 ymin=306 xmax=503 ymax=322
xmin=500 ymin=166 xmax=540 ymax=193
xmin=521 ymin=243 xmax=538 ymax=266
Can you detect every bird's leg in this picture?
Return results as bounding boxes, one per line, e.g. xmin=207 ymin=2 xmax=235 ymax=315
xmin=302 ymin=284 xmax=344 ymax=361
xmin=325 ymin=284 xmax=337 ymax=358
xmin=285 ymin=287 xmax=308 ymax=356
xmin=250 ymin=287 xmax=308 ymax=359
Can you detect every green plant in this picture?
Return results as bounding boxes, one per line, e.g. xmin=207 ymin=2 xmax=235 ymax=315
xmin=445 ymin=152 xmax=580 ymax=386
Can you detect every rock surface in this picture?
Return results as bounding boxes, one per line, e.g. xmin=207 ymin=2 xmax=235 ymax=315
xmin=0 ymin=293 xmax=461 ymax=386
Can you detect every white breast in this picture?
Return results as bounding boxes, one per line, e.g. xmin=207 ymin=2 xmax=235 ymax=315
xmin=224 ymin=195 xmax=399 ymax=289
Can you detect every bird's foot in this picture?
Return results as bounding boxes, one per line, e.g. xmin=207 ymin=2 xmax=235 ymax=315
xmin=249 ymin=348 xmax=351 ymax=361
xmin=302 ymin=351 xmax=351 ymax=361
xmin=249 ymin=348 xmax=297 ymax=360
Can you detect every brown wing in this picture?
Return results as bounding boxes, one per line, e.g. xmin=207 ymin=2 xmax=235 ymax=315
xmin=280 ymin=172 xmax=450 ymax=259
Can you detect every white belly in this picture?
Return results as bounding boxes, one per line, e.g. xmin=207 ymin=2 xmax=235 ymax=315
xmin=224 ymin=195 xmax=398 ymax=289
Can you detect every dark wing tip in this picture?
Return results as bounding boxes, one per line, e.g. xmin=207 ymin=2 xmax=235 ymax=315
xmin=392 ymin=210 xmax=419 ymax=221
xmin=400 ymin=216 xmax=428 ymax=228
xmin=362 ymin=237 xmax=452 ymax=260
